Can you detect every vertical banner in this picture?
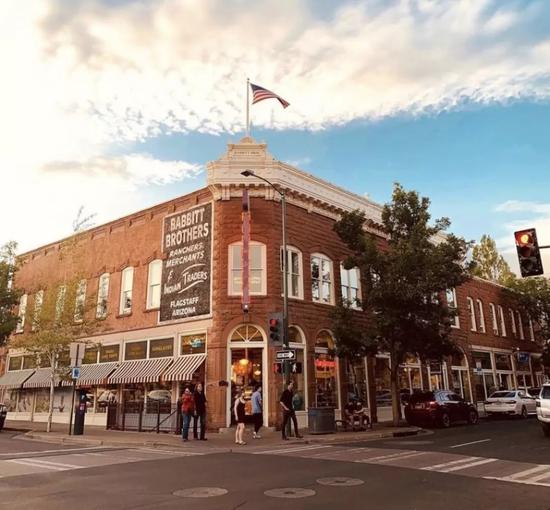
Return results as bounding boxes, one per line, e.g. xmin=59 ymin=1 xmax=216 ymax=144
xmin=160 ymin=203 xmax=212 ymax=322
xmin=242 ymin=189 xmax=250 ymax=312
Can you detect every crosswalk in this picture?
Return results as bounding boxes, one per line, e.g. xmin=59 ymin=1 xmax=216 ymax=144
xmin=246 ymin=444 xmax=550 ymax=488
xmin=0 ymin=446 xmax=209 ymax=479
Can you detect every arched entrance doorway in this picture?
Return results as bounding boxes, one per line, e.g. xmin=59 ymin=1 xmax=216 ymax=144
xmin=227 ymin=324 xmax=267 ymax=427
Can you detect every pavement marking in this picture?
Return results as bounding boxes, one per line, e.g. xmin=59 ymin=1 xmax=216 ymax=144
xmin=310 ymin=447 xmax=371 ymax=458
xmin=7 ymin=459 xmax=79 ymax=471
xmin=436 ymin=458 xmax=498 ymax=473
xmin=252 ymin=445 xmax=330 ymax=455
xmin=0 ymin=446 xmax=114 ymax=457
xmin=358 ymin=450 xmax=417 ymax=462
xmin=422 ymin=456 xmax=480 ymax=471
xmin=449 ymin=439 xmax=491 ymax=449
xmin=374 ymin=451 xmax=429 ymax=463
xmin=501 ymin=465 xmax=550 ymax=481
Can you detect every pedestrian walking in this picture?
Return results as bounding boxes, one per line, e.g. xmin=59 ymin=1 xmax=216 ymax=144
xmin=280 ymin=381 xmax=303 ymax=440
xmin=181 ymin=387 xmax=195 ymax=442
xmin=251 ymin=385 xmax=262 ymax=439
xmin=193 ymin=382 xmax=207 ymax=441
xmin=234 ymin=390 xmax=247 ymax=445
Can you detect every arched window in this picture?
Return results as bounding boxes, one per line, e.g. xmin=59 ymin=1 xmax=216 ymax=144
xmin=96 ymin=273 xmax=110 ymax=319
xmin=467 ymin=297 xmax=476 ymax=331
xmin=497 ymin=305 xmax=507 ymax=337
xmin=230 ymin=324 xmax=264 ymax=342
xmin=314 ymin=330 xmax=338 ymax=408
xmin=509 ymin=308 xmax=517 ymax=336
xmin=516 ymin=311 xmax=524 ymax=340
xmin=16 ymin=293 xmax=27 ymax=333
xmin=119 ymin=267 xmax=134 ymax=315
xmin=489 ymin=303 xmax=498 ymax=335
xmin=281 ymin=246 xmax=303 ymax=299
xmin=476 ymin=299 xmax=486 ymax=333
xmin=147 ymin=259 xmax=162 ymax=309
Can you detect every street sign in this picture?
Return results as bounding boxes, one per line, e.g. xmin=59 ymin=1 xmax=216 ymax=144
xmin=276 ymin=350 xmax=296 ymax=361
xmin=69 ymin=342 xmax=86 ymax=368
xmin=71 ymin=367 xmax=81 ymax=379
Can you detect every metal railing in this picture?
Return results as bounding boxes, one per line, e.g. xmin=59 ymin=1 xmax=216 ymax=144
xmin=106 ymin=401 xmax=181 ymax=433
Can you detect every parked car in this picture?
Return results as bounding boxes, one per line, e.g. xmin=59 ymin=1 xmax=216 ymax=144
xmin=528 ymin=387 xmax=541 ymax=398
xmin=536 ymin=384 xmax=550 ymax=437
xmin=485 ymin=390 xmax=537 ymax=418
xmin=0 ymin=403 xmax=7 ymax=431
xmin=405 ymin=390 xmax=478 ymax=428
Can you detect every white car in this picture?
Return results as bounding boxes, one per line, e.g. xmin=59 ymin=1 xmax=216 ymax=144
xmin=485 ymin=389 xmax=537 ymax=418
xmin=536 ymin=384 xmax=550 ymax=437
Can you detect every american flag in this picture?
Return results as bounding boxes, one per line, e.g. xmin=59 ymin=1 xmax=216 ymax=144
xmin=250 ymin=83 xmax=290 ymax=109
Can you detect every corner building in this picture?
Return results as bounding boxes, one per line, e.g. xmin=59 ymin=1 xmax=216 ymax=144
xmin=1 ymin=138 xmax=545 ymax=429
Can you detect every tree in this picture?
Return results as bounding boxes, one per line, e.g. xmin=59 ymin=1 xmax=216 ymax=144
xmin=332 ymin=183 xmax=472 ymax=425
xmin=0 ymin=241 xmax=22 ymax=347
xmin=471 ymin=234 xmax=515 ymax=286
xmin=507 ymin=277 xmax=550 ymax=369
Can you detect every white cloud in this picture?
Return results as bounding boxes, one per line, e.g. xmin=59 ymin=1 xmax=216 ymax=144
xmin=2 ymin=0 xmax=550 ymax=251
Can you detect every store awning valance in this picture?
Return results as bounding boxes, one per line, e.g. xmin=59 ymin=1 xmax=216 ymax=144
xmin=108 ymin=358 xmax=174 ymax=384
xmin=0 ymin=369 xmax=35 ymax=389
xmin=60 ymin=362 xmax=119 ymax=387
xmin=162 ymin=354 xmax=206 ymax=382
xmin=22 ymin=368 xmax=56 ymax=388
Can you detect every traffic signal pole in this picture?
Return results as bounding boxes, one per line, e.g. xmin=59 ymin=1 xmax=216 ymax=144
xmin=281 ymin=190 xmax=289 ymax=376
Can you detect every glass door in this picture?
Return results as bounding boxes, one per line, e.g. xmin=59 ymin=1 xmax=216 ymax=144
xmin=230 ymin=347 xmax=263 ymax=424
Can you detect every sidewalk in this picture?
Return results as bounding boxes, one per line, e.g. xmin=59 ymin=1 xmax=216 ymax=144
xmin=5 ymin=420 xmax=424 ymax=450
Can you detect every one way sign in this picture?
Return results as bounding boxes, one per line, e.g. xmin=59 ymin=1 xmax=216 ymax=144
xmin=276 ymin=350 xmax=296 ymax=361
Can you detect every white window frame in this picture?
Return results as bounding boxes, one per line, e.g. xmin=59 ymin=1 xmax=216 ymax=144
xmin=497 ymin=305 xmax=507 ymax=337
xmin=74 ymin=279 xmax=87 ymax=322
xmin=280 ymin=246 xmax=304 ymax=300
xmin=476 ymin=299 xmax=486 ymax=333
xmin=517 ymin=311 xmax=524 ymax=340
xmin=467 ymin=297 xmax=476 ymax=331
xmin=228 ymin=242 xmax=267 ymax=296
xmin=340 ymin=263 xmax=361 ymax=309
xmin=489 ymin=303 xmax=498 ymax=335
xmin=55 ymin=285 xmax=66 ymax=322
xmin=96 ymin=273 xmax=110 ymax=319
xmin=528 ymin=318 xmax=535 ymax=342
xmin=311 ymin=253 xmax=335 ymax=305
xmin=16 ymin=293 xmax=27 ymax=333
xmin=119 ymin=267 xmax=134 ymax=315
xmin=509 ymin=308 xmax=517 ymax=336
xmin=32 ymin=290 xmax=44 ymax=331
xmin=146 ymin=259 xmax=163 ymax=309
xmin=446 ymin=288 xmax=460 ymax=328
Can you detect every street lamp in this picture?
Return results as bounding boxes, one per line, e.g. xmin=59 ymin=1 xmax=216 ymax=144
xmin=241 ymin=170 xmax=290 ymax=378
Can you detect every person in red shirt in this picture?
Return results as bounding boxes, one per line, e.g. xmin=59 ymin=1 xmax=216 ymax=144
xmin=181 ymin=387 xmax=195 ymax=442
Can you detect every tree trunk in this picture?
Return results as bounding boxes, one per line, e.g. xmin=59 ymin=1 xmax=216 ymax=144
xmin=46 ymin=357 xmax=55 ymax=433
xmin=390 ymin=359 xmax=401 ymax=427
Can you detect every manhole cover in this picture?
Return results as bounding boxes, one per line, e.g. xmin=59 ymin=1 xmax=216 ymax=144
xmin=264 ymin=488 xmax=316 ymax=499
xmin=316 ymin=477 xmax=364 ymax=487
xmin=173 ymin=487 xmax=228 ymax=498
xmin=388 ymin=440 xmax=434 ymax=445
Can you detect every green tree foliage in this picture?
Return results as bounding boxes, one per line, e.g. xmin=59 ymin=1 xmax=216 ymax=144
xmin=0 ymin=241 xmax=22 ymax=347
xmin=471 ymin=234 xmax=516 ymax=285
xmin=332 ymin=183 xmax=472 ymax=425
xmin=508 ymin=277 xmax=550 ymax=367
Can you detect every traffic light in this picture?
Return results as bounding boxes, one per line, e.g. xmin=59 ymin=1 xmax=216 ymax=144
xmin=273 ymin=362 xmax=283 ymax=374
xmin=268 ymin=312 xmax=283 ymax=344
xmin=291 ymin=362 xmax=302 ymax=374
xmin=514 ymin=228 xmax=544 ymax=277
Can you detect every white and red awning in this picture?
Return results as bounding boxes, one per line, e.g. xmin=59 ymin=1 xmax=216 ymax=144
xmin=108 ymin=358 xmax=173 ymax=385
xmin=22 ymin=368 xmax=56 ymax=388
xmin=162 ymin=354 xmax=206 ymax=382
xmin=0 ymin=369 xmax=35 ymax=389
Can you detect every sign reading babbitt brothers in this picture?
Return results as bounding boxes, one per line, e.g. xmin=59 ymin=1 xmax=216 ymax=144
xmin=160 ymin=203 xmax=212 ymax=322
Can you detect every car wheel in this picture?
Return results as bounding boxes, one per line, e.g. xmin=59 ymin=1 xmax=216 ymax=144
xmin=542 ymin=423 xmax=550 ymax=438
xmin=467 ymin=410 xmax=479 ymax=425
xmin=521 ymin=406 xmax=528 ymax=419
xmin=440 ymin=412 xmax=451 ymax=428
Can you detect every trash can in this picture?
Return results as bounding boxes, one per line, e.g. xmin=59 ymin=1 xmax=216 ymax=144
xmin=308 ymin=407 xmax=335 ymax=434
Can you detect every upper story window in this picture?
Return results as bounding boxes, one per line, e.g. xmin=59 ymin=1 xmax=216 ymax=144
xmin=74 ymin=279 xmax=86 ymax=322
xmin=489 ymin=303 xmax=498 ymax=335
xmin=476 ymin=299 xmax=486 ymax=333
xmin=228 ymin=242 xmax=266 ymax=296
xmin=467 ymin=297 xmax=476 ymax=331
xmin=15 ymin=293 xmax=27 ymax=333
xmin=509 ymin=308 xmax=517 ymax=336
xmin=32 ymin=290 xmax=44 ymax=331
xmin=517 ymin=311 xmax=525 ymax=340
xmin=340 ymin=264 xmax=361 ymax=309
xmin=55 ymin=285 xmax=66 ymax=322
xmin=147 ymin=259 xmax=162 ymax=309
xmin=119 ymin=267 xmax=134 ymax=315
xmin=96 ymin=273 xmax=110 ymax=319
xmin=528 ymin=318 xmax=535 ymax=341
xmin=497 ymin=305 xmax=507 ymax=337
xmin=311 ymin=254 xmax=334 ymax=305
xmin=280 ymin=247 xmax=303 ymax=299
xmin=446 ymin=288 xmax=459 ymax=328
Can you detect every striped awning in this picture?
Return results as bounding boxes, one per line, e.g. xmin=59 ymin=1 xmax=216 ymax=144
xmin=60 ymin=362 xmax=119 ymax=387
xmin=108 ymin=357 xmax=174 ymax=384
xmin=0 ymin=369 xmax=36 ymax=389
xmin=162 ymin=354 xmax=207 ymax=382
xmin=22 ymin=368 xmax=56 ymax=388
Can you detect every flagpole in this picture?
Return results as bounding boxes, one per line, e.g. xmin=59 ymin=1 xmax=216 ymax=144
xmin=246 ymin=77 xmax=250 ymax=137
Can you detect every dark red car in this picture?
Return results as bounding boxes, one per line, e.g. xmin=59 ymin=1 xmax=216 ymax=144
xmin=405 ymin=390 xmax=479 ymax=428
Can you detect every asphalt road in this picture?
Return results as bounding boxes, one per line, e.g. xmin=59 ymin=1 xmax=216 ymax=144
xmin=0 ymin=418 xmax=549 ymax=510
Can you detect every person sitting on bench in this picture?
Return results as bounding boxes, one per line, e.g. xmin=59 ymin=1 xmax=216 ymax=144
xmin=344 ymin=400 xmax=356 ymax=427
xmin=353 ymin=400 xmax=370 ymax=429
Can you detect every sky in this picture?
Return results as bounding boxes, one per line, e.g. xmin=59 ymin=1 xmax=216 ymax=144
xmin=2 ymin=0 xmax=550 ymax=274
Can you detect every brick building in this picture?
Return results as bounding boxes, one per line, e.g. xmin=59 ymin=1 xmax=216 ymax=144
xmin=0 ymin=137 xmax=545 ymax=428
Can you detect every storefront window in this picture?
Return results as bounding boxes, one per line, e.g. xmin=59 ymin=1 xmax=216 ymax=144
xmin=122 ymin=384 xmax=145 ymax=404
xmin=230 ymin=347 xmax=263 ymax=423
xmin=35 ymin=389 xmax=50 ymax=413
xmin=124 ymin=341 xmax=147 ymax=361
xmin=471 ymin=351 xmax=493 ymax=370
xmin=96 ymin=387 xmax=118 ymax=412
xmin=16 ymin=389 xmax=34 ymax=412
xmin=181 ymin=333 xmax=206 ymax=355
xmin=149 ymin=338 xmax=174 ymax=358
xmin=314 ymin=331 xmax=337 ymax=408
xmin=495 ymin=353 xmax=512 ymax=371
xmin=100 ymin=344 xmax=120 ymax=363
xmin=146 ymin=382 xmax=172 ymax=412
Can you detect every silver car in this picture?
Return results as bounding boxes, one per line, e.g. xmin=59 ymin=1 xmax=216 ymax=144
xmin=536 ymin=384 xmax=550 ymax=437
xmin=485 ymin=389 xmax=537 ymax=418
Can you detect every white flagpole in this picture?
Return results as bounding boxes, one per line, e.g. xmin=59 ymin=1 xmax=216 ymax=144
xmin=246 ymin=77 xmax=250 ymax=137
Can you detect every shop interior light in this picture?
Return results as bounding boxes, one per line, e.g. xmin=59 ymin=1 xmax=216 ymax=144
xmin=239 ymin=358 xmax=250 ymax=366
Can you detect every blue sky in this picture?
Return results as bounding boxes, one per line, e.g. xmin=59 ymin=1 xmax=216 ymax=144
xmin=2 ymin=0 xmax=550 ymax=273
